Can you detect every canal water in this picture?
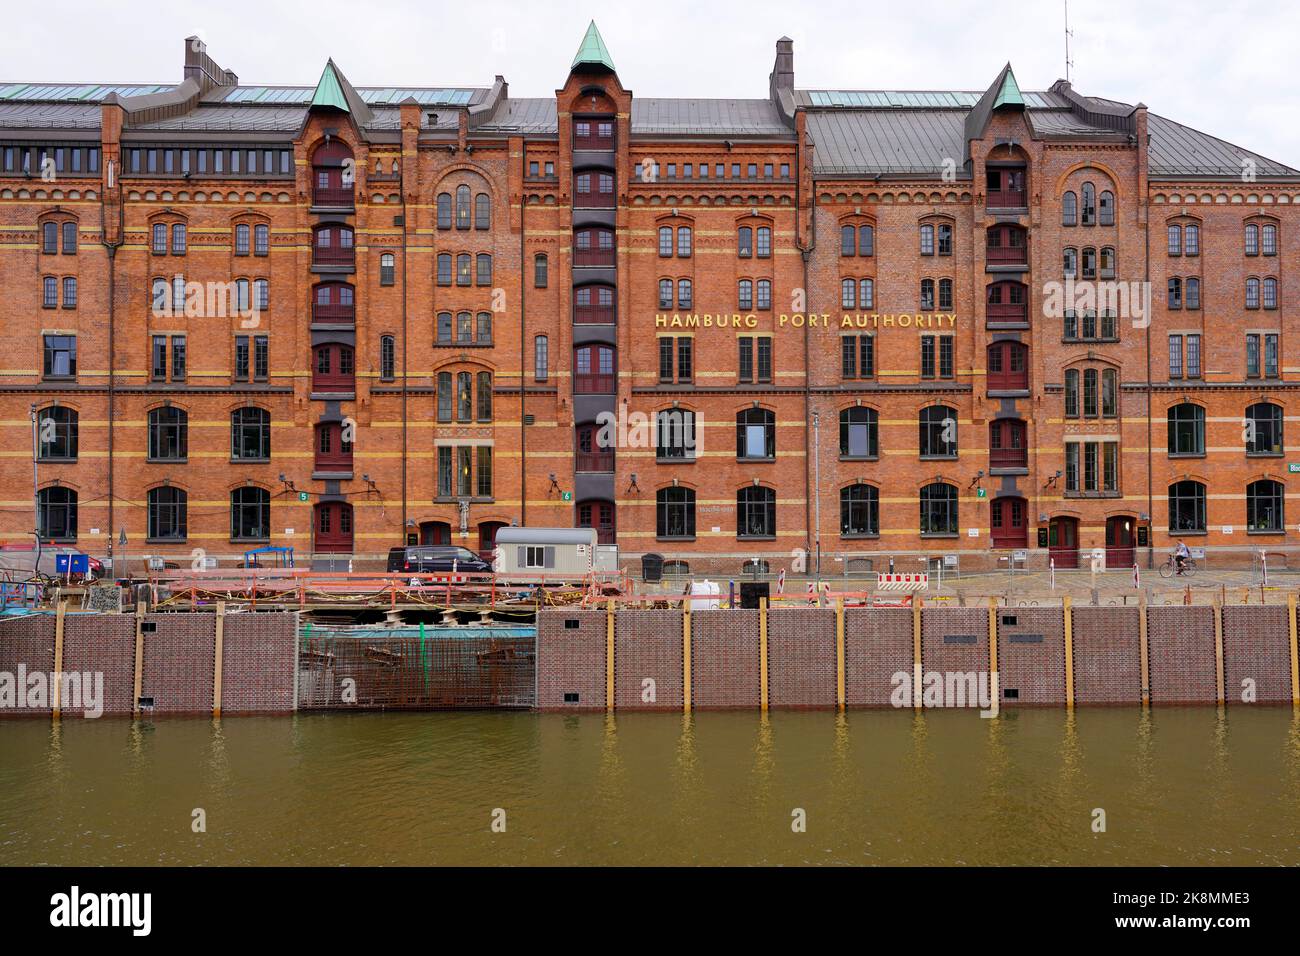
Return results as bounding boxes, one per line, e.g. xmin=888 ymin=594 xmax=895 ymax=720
xmin=2 ymin=708 xmax=1298 ymax=866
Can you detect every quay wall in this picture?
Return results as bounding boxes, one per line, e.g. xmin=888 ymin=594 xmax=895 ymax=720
xmin=3 ymin=599 xmax=1299 ymax=715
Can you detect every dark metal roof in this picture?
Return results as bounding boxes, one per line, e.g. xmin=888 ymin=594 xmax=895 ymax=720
xmin=806 ymin=109 xmax=967 ymax=176
xmin=630 ymin=98 xmax=791 ymax=136
xmin=1146 ymin=113 xmax=1298 ymax=177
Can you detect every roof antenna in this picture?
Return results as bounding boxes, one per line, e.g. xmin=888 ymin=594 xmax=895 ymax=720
xmin=1064 ymin=0 xmax=1075 ymax=83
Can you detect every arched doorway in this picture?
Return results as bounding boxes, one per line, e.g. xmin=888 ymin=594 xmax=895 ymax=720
xmin=1105 ymin=515 xmax=1136 ymax=568
xmin=314 ymin=502 xmax=354 ymax=553
xmin=420 ymin=520 xmax=451 ymax=546
xmin=477 ymin=521 xmax=507 ymax=560
xmin=1048 ymin=516 xmax=1079 ymax=569
xmin=577 ymin=498 xmax=615 ymax=545
xmin=990 ymin=496 xmax=1028 ymax=549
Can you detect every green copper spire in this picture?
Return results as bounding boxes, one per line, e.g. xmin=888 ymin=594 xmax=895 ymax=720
xmin=311 ymin=60 xmax=349 ymax=112
xmin=571 ymin=20 xmax=615 ymax=72
xmin=992 ymin=64 xmax=1024 ymax=109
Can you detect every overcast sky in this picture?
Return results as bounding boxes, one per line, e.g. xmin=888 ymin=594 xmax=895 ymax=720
xmin=3 ymin=0 xmax=1296 ymax=167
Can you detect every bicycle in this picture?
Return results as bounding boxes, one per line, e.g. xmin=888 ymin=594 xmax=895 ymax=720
xmin=1157 ymin=556 xmax=1198 ymax=579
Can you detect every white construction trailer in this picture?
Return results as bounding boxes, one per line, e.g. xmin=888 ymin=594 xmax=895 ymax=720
xmin=493 ymin=527 xmax=605 ymax=579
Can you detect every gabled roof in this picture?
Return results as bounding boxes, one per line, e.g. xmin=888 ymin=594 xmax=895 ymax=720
xmin=571 ymin=20 xmax=615 ymax=73
xmin=309 ymin=59 xmax=373 ymax=127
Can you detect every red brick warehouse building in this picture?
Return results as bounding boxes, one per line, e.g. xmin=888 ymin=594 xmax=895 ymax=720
xmin=2 ymin=22 xmax=1298 ymax=574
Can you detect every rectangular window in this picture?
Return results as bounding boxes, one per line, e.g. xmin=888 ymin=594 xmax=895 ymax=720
xmin=658 ymin=337 xmax=674 ymax=383
xmin=1168 ymin=335 xmax=1183 ymax=378
xmin=1247 ymin=334 xmax=1260 ymax=378
xmin=171 ymin=336 xmax=186 ymax=381
xmin=254 ymin=336 xmax=269 ymax=381
xmin=476 ymin=446 xmax=493 ymax=498
xmin=43 ymin=335 xmax=76 ymax=378
xmin=234 ymin=336 xmax=250 ymax=381
xmin=739 ymin=337 xmax=753 ymax=383
xmin=1186 ymin=334 xmax=1201 ymax=378
xmin=1265 ymin=333 xmax=1279 ymax=378
xmin=677 ymin=338 xmax=693 ymax=382
xmin=152 ymin=335 xmax=168 ymax=380
xmin=756 ymin=337 xmax=772 ymax=383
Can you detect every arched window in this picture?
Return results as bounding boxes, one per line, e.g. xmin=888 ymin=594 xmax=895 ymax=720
xmin=840 ymin=484 xmax=879 ymax=536
xmin=756 ymin=225 xmax=772 ymax=258
xmin=234 ymin=223 xmax=250 ymax=255
xmin=1168 ymin=277 xmax=1183 ymax=309
xmin=1263 ymin=276 xmax=1278 ymax=309
xmin=477 ymin=371 xmax=493 ymax=421
xmin=677 ymin=226 xmax=692 ymax=257
xmin=1081 ymin=247 xmax=1097 ymax=278
xmin=474 ymin=193 xmax=490 ymax=230
xmin=841 ymin=278 xmax=856 ymax=309
xmin=436 ymin=253 xmax=452 ymax=286
xmin=657 ymin=487 xmax=696 ymax=539
xmin=920 ymin=278 xmax=935 ymax=310
xmin=36 ymin=406 xmax=77 ymax=460
xmin=45 ymin=221 xmax=61 ymax=254
xmin=1062 ymin=191 xmax=1078 ymax=226
xmin=1100 ymin=246 xmax=1116 ymax=279
xmin=231 ymin=487 xmax=270 ymax=540
xmin=456 ymin=253 xmax=472 ymax=286
xmin=1185 ymin=277 xmax=1200 ymax=309
xmin=147 ymin=487 xmax=187 ymax=540
xmin=147 ymin=406 xmax=188 ymax=460
xmin=380 ymin=253 xmax=395 ymax=286
xmin=1168 ymin=480 xmax=1206 ymax=533
xmin=1245 ymin=402 xmax=1283 ymax=455
xmin=231 ymin=407 xmax=270 ymax=460
xmin=737 ymin=486 xmax=776 ymax=538
xmin=678 ymin=278 xmax=693 ymax=309
xmin=658 ymin=226 xmax=673 ymax=257
xmin=476 ymin=253 xmax=492 ymax=286
xmin=737 ymin=226 xmax=753 ymax=257
xmin=1247 ymin=480 xmax=1284 ymax=532
xmin=37 ymin=486 xmax=77 ymax=541
xmin=1063 ymin=247 xmax=1078 ymax=278
xmin=858 ymin=278 xmax=874 ymax=309
xmin=840 ymin=406 xmax=878 ymax=459
xmin=380 ymin=335 xmax=396 ymax=381
xmin=920 ymin=405 xmax=957 ymax=457
xmin=656 ymin=409 xmax=696 ymax=459
xmin=738 ymin=278 xmax=753 ymax=310
xmin=254 ymin=223 xmax=270 ymax=256
xmin=736 ymin=408 xmax=775 ymax=460
xmin=1245 ymin=223 xmax=1259 ymax=256
xmin=1099 ymin=190 xmax=1115 ymax=226
xmin=920 ymin=223 xmax=935 ymax=255
xmin=919 ymin=483 xmax=958 ymax=535
xmin=1246 ymin=276 xmax=1260 ymax=309
xmin=1081 ymin=182 xmax=1096 ymax=224
xmin=1168 ymin=223 xmax=1183 ymax=255
xmin=63 ymin=221 xmax=78 ymax=254
xmin=1184 ymin=223 xmax=1199 ymax=255
xmin=455 ymin=185 xmax=471 ymax=229
xmin=534 ymin=253 xmax=548 ymax=288
xmin=1262 ymin=223 xmax=1278 ymax=256
xmin=658 ymin=278 xmax=673 ymax=309
xmin=1167 ymin=403 xmax=1205 ymax=456
xmin=757 ymin=279 xmax=772 ymax=310
xmin=436 ymin=193 xmax=452 ymax=229
xmin=524 ymin=337 xmax=545 ymax=388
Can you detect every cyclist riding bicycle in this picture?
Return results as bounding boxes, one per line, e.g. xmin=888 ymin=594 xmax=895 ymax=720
xmin=1174 ymin=540 xmax=1190 ymax=575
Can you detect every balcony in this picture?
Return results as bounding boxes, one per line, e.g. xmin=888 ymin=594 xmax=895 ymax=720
xmin=574 ymin=305 xmax=616 ymax=325
xmin=574 ymin=246 xmax=616 ymax=267
xmin=986 ymin=303 xmax=1028 ymax=325
xmin=314 ymin=424 xmax=353 ymax=473
xmin=575 ymin=373 xmax=615 ymax=394
xmin=989 ymin=446 xmax=1028 ymax=470
xmin=986 ymin=188 xmax=1027 ymax=209
xmin=312 ymin=302 xmax=355 ymax=325
xmin=986 ymin=243 xmax=1028 ymax=267
xmin=312 ymin=184 xmax=354 ymax=208
xmin=576 ymin=450 xmax=615 ymax=473
xmin=313 ymin=244 xmax=355 ymax=268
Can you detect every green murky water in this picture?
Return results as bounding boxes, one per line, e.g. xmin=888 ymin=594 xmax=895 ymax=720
xmin=2 ymin=708 xmax=1298 ymax=865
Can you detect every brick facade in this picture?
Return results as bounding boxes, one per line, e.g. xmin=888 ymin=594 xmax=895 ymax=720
xmin=2 ymin=28 xmax=1299 ymax=577
xmin=1071 ymin=606 xmax=1142 ymax=704
xmin=1147 ymin=605 xmax=1218 ymax=703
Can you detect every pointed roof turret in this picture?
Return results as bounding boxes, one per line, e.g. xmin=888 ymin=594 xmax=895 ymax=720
xmin=571 ymin=20 xmax=615 ymax=73
xmin=964 ymin=62 xmax=1025 ymax=144
xmin=310 ymin=58 xmax=373 ymax=126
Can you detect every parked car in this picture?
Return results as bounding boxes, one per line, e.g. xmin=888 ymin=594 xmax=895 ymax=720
xmin=386 ymin=545 xmax=492 ymax=575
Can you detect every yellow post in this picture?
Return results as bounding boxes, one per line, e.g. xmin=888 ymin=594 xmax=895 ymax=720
xmin=759 ymin=596 xmax=768 ymax=712
xmin=1138 ymin=593 xmax=1150 ymax=707
xmin=1063 ymin=595 xmax=1074 ymax=708
xmin=1213 ymin=600 xmax=1225 ymax=707
xmin=605 ymin=599 xmax=615 ymax=713
xmin=52 ymin=600 xmax=66 ymax=719
xmin=835 ymin=597 xmax=846 ymax=711
xmin=682 ymin=604 xmax=692 ymax=714
xmin=912 ymin=596 xmax=923 ymax=711
xmin=213 ymin=602 xmax=225 ymax=717
xmin=988 ymin=597 xmax=999 ymax=703
xmin=1288 ymin=594 xmax=1299 ymax=707
xmin=132 ymin=607 xmax=145 ymax=718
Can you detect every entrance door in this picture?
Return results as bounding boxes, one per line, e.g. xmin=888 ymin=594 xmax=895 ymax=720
xmin=1106 ymin=516 xmax=1135 ymax=568
xmin=1048 ymin=517 xmax=1079 ymax=569
xmin=577 ymin=499 xmax=615 ymax=545
xmin=314 ymin=502 xmax=354 ymax=553
xmin=990 ymin=497 xmax=1028 ymax=549
xmin=420 ymin=521 xmax=451 ymax=546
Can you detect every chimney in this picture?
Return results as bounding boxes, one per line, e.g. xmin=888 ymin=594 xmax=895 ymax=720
xmin=769 ymin=37 xmax=794 ymax=97
xmin=183 ymin=36 xmax=238 ymax=93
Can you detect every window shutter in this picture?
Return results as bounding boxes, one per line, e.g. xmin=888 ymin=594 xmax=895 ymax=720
xmin=544 ymin=546 xmax=556 ymax=569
